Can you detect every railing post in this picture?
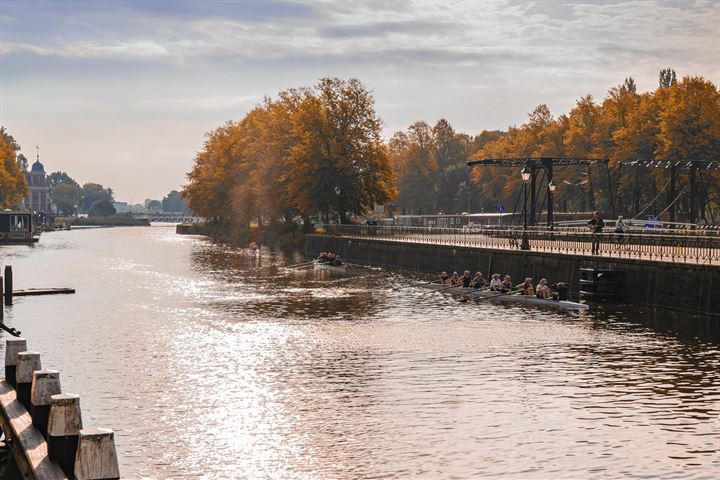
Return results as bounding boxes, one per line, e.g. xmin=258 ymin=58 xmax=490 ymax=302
xmin=48 ymin=393 xmax=83 ymax=478
xmin=4 ymin=337 xmax=27 ymax=388
xmin=16 ymin=350 xmax=41 ymax=411
xmin=73 ymin=428 xmax=121 ymax=480
xmin=31 ymin=369 xmax=61 ymax=439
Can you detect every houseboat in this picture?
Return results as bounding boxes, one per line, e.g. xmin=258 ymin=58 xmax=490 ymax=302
xmin=0 ymin=211 xmax=38 ymax=244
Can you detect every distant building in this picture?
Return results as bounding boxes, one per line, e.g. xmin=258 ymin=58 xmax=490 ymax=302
xmin=22 ymin=152 xmax=53 ymax=214
xmin=114 ymin=201 xmax=130 ymax=213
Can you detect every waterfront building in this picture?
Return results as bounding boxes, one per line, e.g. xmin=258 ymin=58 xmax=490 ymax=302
xmin=22 ymin=152 xmax=54 ymax=214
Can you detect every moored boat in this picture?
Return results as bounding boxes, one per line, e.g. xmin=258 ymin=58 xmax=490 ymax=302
xmin=417 ymin=282 xmax=588 ymax=312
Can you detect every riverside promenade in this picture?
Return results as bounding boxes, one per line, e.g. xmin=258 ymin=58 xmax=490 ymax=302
xmin=308 ymin=225 xmax=720 ymax=315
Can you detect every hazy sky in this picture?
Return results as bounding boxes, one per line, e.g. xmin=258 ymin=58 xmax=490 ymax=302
xmin=1 ymin=0 xmax=718 ymax=201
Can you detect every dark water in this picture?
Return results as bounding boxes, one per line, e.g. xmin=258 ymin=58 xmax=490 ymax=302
xmin=0 ymin=225 xmax=718 ymax=479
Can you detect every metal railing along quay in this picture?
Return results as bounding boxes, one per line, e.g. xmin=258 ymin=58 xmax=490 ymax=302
xmin=322 ymin=225 xmax=720 ymax=265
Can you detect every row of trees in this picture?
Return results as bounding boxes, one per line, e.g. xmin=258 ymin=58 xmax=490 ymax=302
xmin=390 ymin=71 xmax=720 ymax=222
xmin=389 ymin=121 xmax=502 ymax=214
xmin=184 ymin=72 xmax=719 ymax=234
xmin=184 ymin=78 xmax=395 ymax=233
xmin=49 ymin=172 xmax=116 ymax=216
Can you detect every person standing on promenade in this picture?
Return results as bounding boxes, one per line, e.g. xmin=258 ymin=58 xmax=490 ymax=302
xmin=588 ymin=211 xmax=605 ymax=255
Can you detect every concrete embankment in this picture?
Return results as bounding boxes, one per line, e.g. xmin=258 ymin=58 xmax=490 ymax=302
xmin=307 ymin=234 xmax=720 ymax=316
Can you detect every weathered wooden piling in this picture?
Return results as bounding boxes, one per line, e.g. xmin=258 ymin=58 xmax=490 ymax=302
xmin=16 ymin=350 xmax=41 ymax=411
xmin=4 ymin=337 xmax=27 ymax=387
xmin=74 ymin=428 xmax=121 ymax=480
xmin=47 ymin=392 xmax=83 ymax=478
xmin=4 ymin=265 xmax=13 ymax=305
xmin=31 ymin=369 xmax=62 ymax=439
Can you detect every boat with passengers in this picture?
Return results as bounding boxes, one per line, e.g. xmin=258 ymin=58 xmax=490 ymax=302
xmin=313 ymin=252 xmax=347 ymax=271
xmin=418 ymin=282 xmax=588 ymax=312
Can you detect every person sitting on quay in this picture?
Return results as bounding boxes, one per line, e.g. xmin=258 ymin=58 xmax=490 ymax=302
xmin=615 ymin=215 xmax=628 ymax=234
xmin=471 ymin=271 xmax=488 ymax=289
xmin=500 ymin=275 xmax=513 ymax=293
xmin=461 ymin=270 xmax=472 ymax=288
xmin=536 ymin=278 xmax=551 ymax=299
xmin=489 ymin=273 xmax=502 ymax=291
xmin=515 ymin=277 xmax=535 ymax=296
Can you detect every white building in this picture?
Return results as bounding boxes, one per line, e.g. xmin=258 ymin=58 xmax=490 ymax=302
xmin=23 ymin=154 xmax=53 ymax=214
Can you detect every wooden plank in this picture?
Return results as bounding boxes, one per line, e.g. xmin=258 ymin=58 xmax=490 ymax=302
xmin=0 ymin=380 xmax=68 ymax=480
xmin=12 ymin=289 xmax=76 ymax=297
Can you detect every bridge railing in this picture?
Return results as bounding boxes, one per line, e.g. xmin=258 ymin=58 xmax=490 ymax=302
xmin=321 ymin=225 xmax=720 ymax=264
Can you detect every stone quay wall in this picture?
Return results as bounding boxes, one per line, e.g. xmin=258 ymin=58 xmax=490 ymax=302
xmin=306 ymin=234 xmax=720 ymax=316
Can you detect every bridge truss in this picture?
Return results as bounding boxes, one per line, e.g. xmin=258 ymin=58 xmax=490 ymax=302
xmin=466 ymin=157 xmax=613 ymax=227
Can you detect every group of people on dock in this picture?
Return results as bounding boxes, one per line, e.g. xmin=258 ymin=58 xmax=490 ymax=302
xmin=317 ymin=252 xmax=344 ymax=266
xmin=438 ymin=270 xmax=567 ymax=300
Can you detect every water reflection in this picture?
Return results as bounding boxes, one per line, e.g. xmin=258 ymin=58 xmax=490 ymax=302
xmin=0 ymin=226 xmax=717 ymax=478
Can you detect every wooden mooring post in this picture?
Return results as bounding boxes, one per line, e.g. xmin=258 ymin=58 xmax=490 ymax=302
xmin=4 ymin=265 xmax=13 ymax=306
xmin=0 ymin=338 xmax=127 ymax=480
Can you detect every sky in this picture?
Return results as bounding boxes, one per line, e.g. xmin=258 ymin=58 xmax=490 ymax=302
xmin=1 ymin=0 xmax=718 ymax=201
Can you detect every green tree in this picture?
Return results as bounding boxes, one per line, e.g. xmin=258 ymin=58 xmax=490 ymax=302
xmin=17 ymin=154 xmax=28 ymax=172
xmin=89 ymin=199 xmax=116 ymax=217
xmin=80 ymin=183 xmax=113 ymax=213
xmin=52 ymin=183 xmax=82 ymax=215
xmin=162 ymin=190 xmax=189 ymax=213
xmin=48 ymin=171 xmax=79 ymax=188
xmin=146 ymin=199 xmax=162 ymax=211
xmin=659 ymin=68 xmax=677 ymax=88
xmin=623 ymin=77 xmax=637 ymax=93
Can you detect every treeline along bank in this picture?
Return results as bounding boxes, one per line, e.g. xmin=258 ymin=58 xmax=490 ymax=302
xmin=183 ymin=70 xmax=719 ymax=245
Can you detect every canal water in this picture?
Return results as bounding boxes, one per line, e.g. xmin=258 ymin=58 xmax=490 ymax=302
xmin=0 ymin=225 xmax=718 ymax=479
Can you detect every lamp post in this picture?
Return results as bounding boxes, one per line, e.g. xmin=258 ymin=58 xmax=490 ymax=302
xmin=334 ymin=186 xmax=341 ymax=224
xmin=547 ymin=179 xmax=556 ymax=230
xmin=520 ymin=166 xmax=531 ymax=250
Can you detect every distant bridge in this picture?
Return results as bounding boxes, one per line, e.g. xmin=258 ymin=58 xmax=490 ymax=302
xmin=130 ymin=213 xmax=204 ymax=223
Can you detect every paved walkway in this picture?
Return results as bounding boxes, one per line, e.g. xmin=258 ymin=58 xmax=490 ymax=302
xmin=333 ymin=232 xmax=720 ymax=266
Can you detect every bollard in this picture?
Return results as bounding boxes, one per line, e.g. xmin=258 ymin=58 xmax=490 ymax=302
xmin=4 ymin=265 xmax=12 ymax=306
xmin=74 ymin=428 xmax=121 ymax=480
xmin=16 ymin=351 xmax=41 ymax=411
xmin=31 ymin=369 xmax=61 ymax=439
xmin=4 ymin=337 xmax=27 ymax=388
xmin=48 ymin=393 xmax=83 ymax=478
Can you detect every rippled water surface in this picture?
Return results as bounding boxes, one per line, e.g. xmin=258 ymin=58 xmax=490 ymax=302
xmin=1 ymin=225 xmax=718 ymax=479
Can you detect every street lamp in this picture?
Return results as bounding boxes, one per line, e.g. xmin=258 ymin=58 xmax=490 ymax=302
xmin=520 ymin=166 xmax=531 ymax=250
xmin=547 ymin=179 xmax=556 ymax=230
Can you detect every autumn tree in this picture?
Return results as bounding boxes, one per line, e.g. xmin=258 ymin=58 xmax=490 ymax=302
xmin=0 ymin=127 xmax=29 ymax=209
xmin=284 ymin=78 xmax=396 ymax=223
xmin=183 ymin=78 xmax=396 ymax=238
